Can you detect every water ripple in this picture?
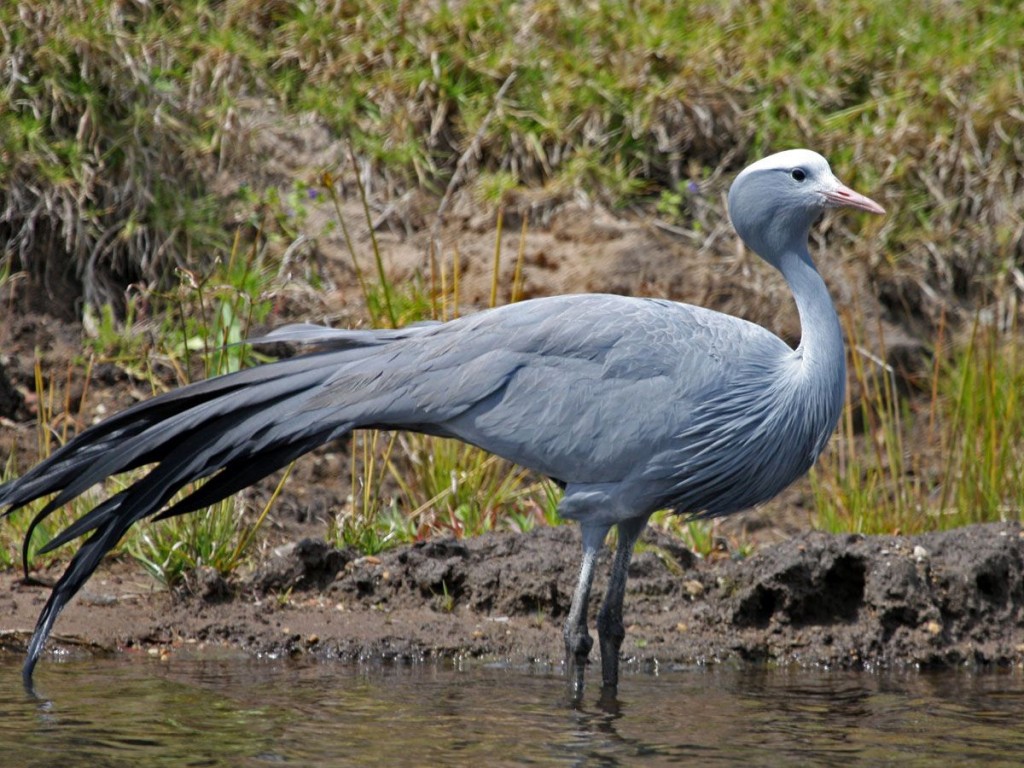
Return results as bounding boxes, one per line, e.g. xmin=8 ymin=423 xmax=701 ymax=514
xmin=1 ymin=656 xmax=1023 ymax=766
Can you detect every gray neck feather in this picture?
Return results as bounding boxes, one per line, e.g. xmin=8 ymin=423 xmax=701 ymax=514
xmin=777 ymin=245 xmax=846 ymax=458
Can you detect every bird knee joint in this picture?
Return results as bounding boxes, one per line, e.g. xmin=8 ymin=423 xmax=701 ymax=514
xmin=564 ymin=626 xmax=594 ymax=658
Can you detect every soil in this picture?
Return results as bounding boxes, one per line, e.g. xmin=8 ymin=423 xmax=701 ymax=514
xmin=4 ymin=522 xmax=1024 ymax=674
xmin=0 ymin=117 xmax=1010 ymax=677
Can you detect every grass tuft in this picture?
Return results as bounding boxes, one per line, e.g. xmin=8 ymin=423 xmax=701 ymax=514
xmin=813 ymin=312 xmax=1024 ymax=535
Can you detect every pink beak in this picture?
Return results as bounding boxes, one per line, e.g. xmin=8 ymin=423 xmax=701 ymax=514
xmin=825 ymin=180 xmax=886 ymax=215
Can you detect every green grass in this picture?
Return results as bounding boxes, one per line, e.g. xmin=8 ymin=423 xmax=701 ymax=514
xmin=2 ymin=0 xmax=1022 ymax=325
xmin=813 ymin=313 xmax=1024 ymax=535
xmin=936 ymin=322 xmax=1024 ymax=524
xmin=129 ymin=464 xmax=293 ymax=586
xmin=0 ymin=360 xmax=108 ymax=571
xmin=116 ymin=236 xmax=288 ymax=583
xmin=649 ymin=510 xmax=754 ymax=562
xmin=0 ymin=235 xmax=289 ymax=582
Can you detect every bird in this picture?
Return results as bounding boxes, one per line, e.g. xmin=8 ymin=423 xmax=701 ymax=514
xmin=0 ymin=149 xmax=884 ymax=693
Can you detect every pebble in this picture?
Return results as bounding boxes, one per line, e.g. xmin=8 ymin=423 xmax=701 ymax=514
xmin=913 ymin=545 xmax=929 ymax=562
xmin=683 ymin=579 xmax=704 ymax=598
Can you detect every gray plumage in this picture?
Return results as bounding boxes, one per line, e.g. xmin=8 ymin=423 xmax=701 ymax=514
xmin=0 ymin=149 xmax=884 ymax=693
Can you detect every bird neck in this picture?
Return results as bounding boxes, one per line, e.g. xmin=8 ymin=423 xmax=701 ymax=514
xmin=778 ymin=247 xmax=846 ymax=401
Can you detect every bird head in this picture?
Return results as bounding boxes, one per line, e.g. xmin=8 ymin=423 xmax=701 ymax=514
xmin=727 ymin=149 xmax=885 ymax=268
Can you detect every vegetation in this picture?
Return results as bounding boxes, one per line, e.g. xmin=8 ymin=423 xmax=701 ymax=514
xmin=2 ymin=1 xmax=1022 ymax=321
xmin=2 ymin=0 xmax=1024 ymax=575
xmin=0 ymin=236 xmax=289 ymax=578
xmin=813 ymin=314 xmax=1024 ymax=535
xmin=1 ymin=360 xmax=104 ymax=570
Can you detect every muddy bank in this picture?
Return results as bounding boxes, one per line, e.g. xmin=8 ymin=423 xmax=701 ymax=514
xmin=3 ymin=522 xmax=1024 ymax=673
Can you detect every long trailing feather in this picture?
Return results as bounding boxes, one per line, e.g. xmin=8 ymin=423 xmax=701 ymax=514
xmin=0 ymin=310 xmax=522 ymax=688
xmin=0 ymin=345 xmax=374 ymax=686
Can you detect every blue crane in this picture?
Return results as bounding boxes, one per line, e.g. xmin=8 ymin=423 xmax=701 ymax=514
xmin=0 ymin=149 xmax=884 ymax=692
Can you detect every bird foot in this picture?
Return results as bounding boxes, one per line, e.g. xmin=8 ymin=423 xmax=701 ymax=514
xmin=564 ymin=628 xmax=594 ymax=700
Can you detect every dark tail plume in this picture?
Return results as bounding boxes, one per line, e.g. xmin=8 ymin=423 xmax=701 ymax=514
xmin=1 ymin=347 xmax=364 ymax=685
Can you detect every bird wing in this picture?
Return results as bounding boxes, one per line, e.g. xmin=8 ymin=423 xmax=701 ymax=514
xmin=1 ymin=293 xmax=785 ymax=524
xmin=321 ymin=294 xmax=792 ymax=490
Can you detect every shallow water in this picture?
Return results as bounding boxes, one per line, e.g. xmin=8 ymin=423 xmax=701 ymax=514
xmin=2 ymin=654 xmax=1023 ymax=767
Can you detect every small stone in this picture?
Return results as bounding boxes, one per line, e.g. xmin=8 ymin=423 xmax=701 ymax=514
xmin=676 ymin=623 xmax=688 ymax=633
xmin=272 ymin=542 xmax=297 ymax=559
xmin=683 ymin=579 xmax=704 ymax=598
xmin=913 ymin=545 xmax=929 ymax=562
xmin=925 ymin=621 xmax=941 ymax=635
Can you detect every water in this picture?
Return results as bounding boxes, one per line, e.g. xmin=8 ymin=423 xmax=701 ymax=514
xmin=1 ymin=654 xmax=1023 ymax=766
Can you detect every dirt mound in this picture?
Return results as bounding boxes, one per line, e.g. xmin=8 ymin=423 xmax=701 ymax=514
xmin=4 ymin=523 xmax=1023 ymax=673
xmin=699 ymin=523 xmax=1024 ymax=668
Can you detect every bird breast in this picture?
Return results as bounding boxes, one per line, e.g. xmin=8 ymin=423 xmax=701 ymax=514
xmin=644 ymin=347 xmax=844 ymax=519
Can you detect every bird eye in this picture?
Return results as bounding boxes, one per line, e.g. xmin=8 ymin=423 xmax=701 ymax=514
xmin=791 ymin=168 xmax=806 ymax=182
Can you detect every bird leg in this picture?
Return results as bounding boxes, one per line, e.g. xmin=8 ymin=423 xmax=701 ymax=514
xmin=596 ymin=517 xmax=647 ymax=690
xmin=564 ymin=523 xmax=609 ymax=696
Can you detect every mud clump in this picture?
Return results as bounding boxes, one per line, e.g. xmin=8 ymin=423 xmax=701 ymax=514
xmin=4 ymin=523 xmax=1024 ymax=671
xmin=253 ymin=538 xmax=355 ymax=594
xmin=691 ymin=523 xmax=1024 ymax=668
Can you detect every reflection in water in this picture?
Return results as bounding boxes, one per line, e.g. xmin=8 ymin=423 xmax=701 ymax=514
xmin=1 ymin=655 xmax=1024 ymax=766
